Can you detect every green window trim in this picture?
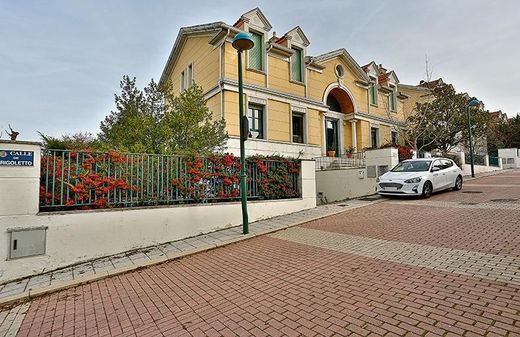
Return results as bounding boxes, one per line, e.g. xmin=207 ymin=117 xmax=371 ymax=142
xmin=247 ymin=104 xmax=264 ymax=139
xmin=248 ymin=32 xmax=263 ymax=71
xmin=391 ymin=131 xmax=398 ymax=145
xmin=369 ymin=82 xmax=377 ymax=105
xmin=290 ymin=48 xmax=303 ymax=82
xmin=389 ymin=86 xmax=397 ymax=112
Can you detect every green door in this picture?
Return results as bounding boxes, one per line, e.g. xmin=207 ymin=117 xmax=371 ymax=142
xmin=326 ymin=119 xmax=339 ymax=156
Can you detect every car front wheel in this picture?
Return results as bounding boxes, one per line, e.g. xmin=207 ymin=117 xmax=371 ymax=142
xmin=453 ymin=175 xmax=463 ymax=191
xmin=422 ymin=181 xmax=433 ymax=198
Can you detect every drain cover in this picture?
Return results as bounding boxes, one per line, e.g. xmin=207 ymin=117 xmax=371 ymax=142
xmin=490 ymin=198 xmax=518 ymax=203
xmin=358 ymin=197 xmax=380 ymax=201
xmin=460 ymin=202 xmax=479 ymax=205
xmin=337 ymin=204 xmax=349 ymax=207
xmin=462 ymin=191 xmax=483 ymax=194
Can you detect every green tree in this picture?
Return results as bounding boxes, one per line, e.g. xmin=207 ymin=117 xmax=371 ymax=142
xmin=39 ymin=131 xmax=103 ymax=150
xmin=161 ymin=84 xmax=227 ymax=154
xmin=98 ymin=76 xmax=227 ymax=154
xmin=403 ymin=83 xmax=490 ymax=155
xmin=99 ymin=76 xmax=160 ymax=153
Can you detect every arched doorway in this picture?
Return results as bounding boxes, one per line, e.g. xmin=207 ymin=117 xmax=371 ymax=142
xmin=324 ymin=87 xmax=355 ymax=156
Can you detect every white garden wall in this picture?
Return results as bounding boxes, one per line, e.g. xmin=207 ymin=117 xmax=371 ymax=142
xmin=0 ymin=141 xmax=316 ymax=283
xmin=225 ymin=137 xmax=322 ymax=159
xmin=315 ymin=148 xmax=398 ymax=203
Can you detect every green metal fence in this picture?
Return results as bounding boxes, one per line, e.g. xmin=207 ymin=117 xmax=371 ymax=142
xmin=464 ymin=153 xmax=486 ymax=166
xmin=40 ymin=150 xmax=301 ymax=211
xmin=489 ymin=156 xmax=500 ymax=167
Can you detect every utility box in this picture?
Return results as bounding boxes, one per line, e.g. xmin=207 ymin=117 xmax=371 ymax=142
xmin=8 ymin=227 xmax=47 ymax=259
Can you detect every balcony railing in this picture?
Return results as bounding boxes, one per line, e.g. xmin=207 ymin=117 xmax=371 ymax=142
xmin=314 ymin=153 xmax=365 ymax=170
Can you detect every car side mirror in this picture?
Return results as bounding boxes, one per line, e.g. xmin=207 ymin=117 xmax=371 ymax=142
xmin=431 ymin=167 xmax=440 ymax=172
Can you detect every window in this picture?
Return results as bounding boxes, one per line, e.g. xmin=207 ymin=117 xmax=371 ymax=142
xmin=432 ymin=160 xmax=443 ymax=171
xmin=290 ymin=47 xmax=303 ymax=82
xmin=391 ymin=131 xmax=398 ymax=145
xmin=187 ymin=64 xmax=193 ymax=88
xmin=180 ymin=71 xmax=185 ymax=92
xmin=248 ymin=32 xmax=263 ymax=71
xmin=440 ymin=159 xmax=453 ymax=169
xmin=369 ymin=79 xmax=377 ymax=105
xmin=389 ymin=85 xmax=397 ymax=112
xmin=371 ymin=127 xmax=379 ymax=148
xmin=247 ymin=104 xmax=264 ymax=139
xmin=335 ymin=64 xmax=344 ymax=78
xmin=292 ymin=113 xmax=305 ymax=143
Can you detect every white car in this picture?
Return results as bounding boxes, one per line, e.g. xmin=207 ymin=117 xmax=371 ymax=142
xmin=376 ymin=158 xmax=463 ymax=198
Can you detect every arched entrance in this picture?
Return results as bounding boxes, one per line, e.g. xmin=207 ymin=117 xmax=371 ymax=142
xmin=323 ymin=86 xmax=356 ymax=156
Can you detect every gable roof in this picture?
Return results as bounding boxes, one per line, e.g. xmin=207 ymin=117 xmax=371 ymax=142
xmin=159 ymin=22 xmax=237 ymax=85
xmin=313 ymin=48 xmax=370 ymax=81
xmin=238 ymin=7 xmax=272 ymax=31
xmin=279 ymin=26 xmax=310 ymax=47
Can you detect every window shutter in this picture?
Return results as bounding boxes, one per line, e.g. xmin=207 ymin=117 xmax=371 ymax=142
xmin=248 ymin=33 xmax=263 ymax=70
xmin=291 ymin=48 xmax=302 ymax=82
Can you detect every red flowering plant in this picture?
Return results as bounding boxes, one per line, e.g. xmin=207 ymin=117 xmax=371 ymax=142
xmin=248 ymin=155 xmax=301 ymax=200
xmin=40 ymin=150 xmax=302 ymax=211
xmin=381 ymin=143 xmax=414 ymax=162
xmin=40 ymin=149 xmax=133 ymax=211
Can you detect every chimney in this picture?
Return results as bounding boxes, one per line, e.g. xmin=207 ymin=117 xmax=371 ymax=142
xmin=378 ymin=64 xmax=387 ymax=74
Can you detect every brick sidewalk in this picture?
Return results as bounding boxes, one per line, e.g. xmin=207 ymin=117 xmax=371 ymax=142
xmin=3 ymin=170 xmax=520 ymax=336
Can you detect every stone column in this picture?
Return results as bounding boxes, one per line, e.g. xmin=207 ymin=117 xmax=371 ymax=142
xmin=351 ymin=120 xmax=357 ymax=152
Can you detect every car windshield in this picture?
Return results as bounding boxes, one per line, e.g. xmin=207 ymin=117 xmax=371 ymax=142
xmin=391 ymin=161 xmax=432 ymax=172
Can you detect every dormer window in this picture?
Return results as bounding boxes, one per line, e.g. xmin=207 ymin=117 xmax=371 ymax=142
xmin=290 ymin=47 xmax=303 ymax=82
xmin=369 ymin=76 xmax=377 ymax=106
xmin=388 ymin=84 xmax=397 ymax=112
xmin=248 ymin=31 xmax=263 ymax=71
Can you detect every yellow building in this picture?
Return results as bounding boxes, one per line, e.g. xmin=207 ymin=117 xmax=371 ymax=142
xmin=160 ymin=8 xmax=417 ymax=158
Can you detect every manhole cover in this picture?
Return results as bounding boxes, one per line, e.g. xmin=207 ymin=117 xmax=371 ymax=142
xmin=462 ymin=191 xmax=483 ymax=194
xmin=490 ymin=198 xmax=518 ymax=203
xmin=358 ymin=197 xmax=380 ymax=201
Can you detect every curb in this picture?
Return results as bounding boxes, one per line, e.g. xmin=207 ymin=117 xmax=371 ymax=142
xmin=0 ymin=200 xmax=381 ymax=308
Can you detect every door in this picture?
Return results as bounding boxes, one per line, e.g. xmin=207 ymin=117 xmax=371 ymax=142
xmin=430 ymin=160 xmax=445 ymax=191
xmin=441 ymin=159 xmax=457 ymax=189
xmin=325 ymin=119 xmax=339 ymax=156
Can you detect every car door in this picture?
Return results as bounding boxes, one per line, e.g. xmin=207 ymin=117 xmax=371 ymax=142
xmin=430 ymin=160 xmax=445 ymax=191
xmin=441 ymin=159 xmax=457 ymax=189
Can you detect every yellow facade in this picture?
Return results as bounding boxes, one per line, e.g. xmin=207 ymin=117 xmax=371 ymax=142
xmin=159 ymin=8 xmax=421 ymax=157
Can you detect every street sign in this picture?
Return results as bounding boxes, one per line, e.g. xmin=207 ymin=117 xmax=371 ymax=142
xmin=0 ymin=150 xmax=35 ymax=166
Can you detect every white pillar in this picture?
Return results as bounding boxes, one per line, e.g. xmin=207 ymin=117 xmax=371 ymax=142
xmin=484 ymin=155 xmax=489 ymax=167
xmin=0 ymin=140 xmax=41 ymax=216
xmin=459 ymin=151 xmax=466 ymax=166
xmin=351 ymin=120 xmax=357 ymax=152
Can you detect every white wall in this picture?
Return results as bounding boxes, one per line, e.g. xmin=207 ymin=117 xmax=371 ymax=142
xmin=0 ymin=142 xmax=316 ymax=283
xmin=461 ymin=164 xmax=502 ymax=175
xmin=316 ymin=168 xmax=376 ymax=203
xmin=498 ymin=148 xmax=519 ymax=169
xmin=0 ymin=141 xmax=41 ymax=216
xmin=315 ymin=148 xmax=397 ymax=203
xmin=225 ymin=137 xmax=322 ymax=159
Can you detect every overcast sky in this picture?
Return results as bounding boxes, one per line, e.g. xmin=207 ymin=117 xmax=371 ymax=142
xmin=1 ymin=0 xmax=519 ymax=141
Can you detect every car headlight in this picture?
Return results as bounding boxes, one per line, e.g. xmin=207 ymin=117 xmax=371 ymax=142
xmin=404 ymin=177 xmax=422 ymax=184
xmin=376 ymin=177 xmax=380 ymax=183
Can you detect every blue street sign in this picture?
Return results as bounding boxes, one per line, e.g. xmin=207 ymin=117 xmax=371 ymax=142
xmin=0 ymin=150 xmax=35 ymax=166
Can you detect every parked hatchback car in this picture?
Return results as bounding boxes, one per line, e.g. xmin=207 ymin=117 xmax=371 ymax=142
xmin=376 ymin=158 xmax=463 ymax=198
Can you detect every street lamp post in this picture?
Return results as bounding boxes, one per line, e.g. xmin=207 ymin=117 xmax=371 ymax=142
xmin=467 ymin=98 xmax=481 ymax=178
xmin=232 ymin=32 xmax=255 ymax=234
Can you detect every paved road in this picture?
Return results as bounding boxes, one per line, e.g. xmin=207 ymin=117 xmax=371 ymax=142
xmin=5 ymin=171 xmax=520 ymax=336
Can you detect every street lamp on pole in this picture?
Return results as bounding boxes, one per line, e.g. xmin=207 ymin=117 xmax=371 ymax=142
xmin=467 ymin=98 xmax=480 ymax=178
xmin=232 ymin=32 xmax=254 ymax=234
